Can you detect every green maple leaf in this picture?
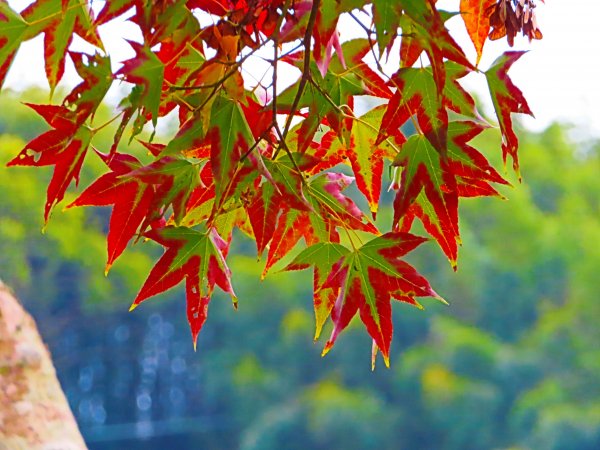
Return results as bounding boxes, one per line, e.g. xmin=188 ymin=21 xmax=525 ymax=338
xmin=0 ymin=3 xmax=29 ymax=89
xmin=0 ymin=0 xmax=102 ymax=91
xmin=208 ymin=94 xmax=254 ymax=210
xmin=373 ymin=0 xmax=402 ymax=56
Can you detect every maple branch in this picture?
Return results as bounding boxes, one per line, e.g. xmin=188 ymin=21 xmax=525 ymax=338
xmin=167 ymin=52 xmax=258 ymax=93
xmin=273 ymin=123 xmax=307 ymax=186
xmin=239 ymin=132 xmax=268 ymax=161
xmin=306 ymin=77 xmax=402 ymax=155
xmin=280 ymin=0 xmax=321 ymax=141
xmin=91 ymin=112 xmax=123 ymax=134
xmin=348 ymin=11 xmax=386 ymax=75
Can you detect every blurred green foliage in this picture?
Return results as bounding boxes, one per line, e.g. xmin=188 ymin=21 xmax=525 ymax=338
xmin=1 ymin=90 xmax=599 ymax=449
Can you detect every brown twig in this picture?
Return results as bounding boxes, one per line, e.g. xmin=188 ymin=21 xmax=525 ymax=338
xmin=280 ymin=0 xmax=321 ymax=141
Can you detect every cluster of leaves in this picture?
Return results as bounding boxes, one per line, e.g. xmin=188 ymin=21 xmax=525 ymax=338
xmin=0 ymin=0 xmax=541 ymax=366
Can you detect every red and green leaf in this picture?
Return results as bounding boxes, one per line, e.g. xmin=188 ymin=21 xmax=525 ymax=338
xmin=377 ymin=67 xmax=448 ymax=153
xmin=485 ymin=51 xmax=534 ymax=174
xmin=117 ymin=42 xmax=165 ymax=127
xmin=284 ymin=242 xmax=350 ymax=340
xmin=6 ymin=104 xmax=92 ymax=223
xmin=245 ymin=181 xmax=282 ymax=258
xmin=373 ymin=0 xmax=403 ymax=57
xmin=398 ymin=1 xmax=474 ymax=90
xmin=208 ymin=94 xmax=254 ymax=210
xmin=393 ymin=134 xmax=459 ymax=266
xmin=0 ymin=3 xmax=29 ymax=89
xmin=346 ymin=105 xmax=403 ymax=216
xmin=132 ymin=226 xmax=236 ymax=347
xmin=67 ymin=151 xmax=154 ymax=272
xmin=447 ymin=121 xmax=510 ymax=197
xmin=131 ymin=156 xmax=201 ymax=226
xmin=321 ymin=232 xmax=444 ymax=366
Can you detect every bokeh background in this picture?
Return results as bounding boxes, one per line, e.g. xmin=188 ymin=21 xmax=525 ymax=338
xmin=1 ymin=82 xmax=599 ymax=450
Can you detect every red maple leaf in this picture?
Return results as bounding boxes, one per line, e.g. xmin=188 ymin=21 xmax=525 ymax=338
xmin=7 ymin=104 xmax=92 ymax=223
xmin=67 ymin=151 xmax=154 ymax=273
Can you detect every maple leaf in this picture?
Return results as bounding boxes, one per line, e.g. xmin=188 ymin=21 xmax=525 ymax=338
xmin=0 ymin=3 xmax=29 ymax=89
xmin=396 ymin=121 xmax=510 ymax=260
xmin=377 ymin=67 xmax=448 ymax=153
xmin=307 ymin=173 xmax=379 ymax=236
xmin=117 ymin=42 xmax=165 ymax=127
xmin=261 ymin=170 xmax=376 ymax=277
xmin=398 ymin=0 xmax=474 ymax=90
xmin=6 ymin=104 xmax=92 ymax=223
xmin=0 ymin=0 xmax=102 ymax=91
xmin=345 ymin=105 xmax=403 ymax=217
xmin=284 ymin=242 xmax=350 ymax=340
xmin=21 ymin=0 xmax=102 ymax=92
xmin=161 ymin=110 xmax=210 ymax=158
xmin=442 ymin=62 xmax=482 ymax=121
xmin=245 ymin=181 xmax=282 ymax=258
xmin=485 ymin=51 xmax=534 ymax=174
xmin=67 ymin=151 xmax=154 ymax=273
xmin=264 ymin=152 xmax=314 ymax=212
xmin=261 ymin=207 xmax=314 ymax=277
xmin=373 ymin=0 xmax=403 ymax=57
xmin=392 ymin=134 xmax=459 ymax=266
xmin=460 ymin=0 xmax=496 ymax=65
xmin=131 ymin=156 xmax=201 ymax=227
xmin=446 ymin=121 xmax=510 ymax=198
xmin=131 ymin=226 xmax=236 ymax=348
xmin=95 ymin=0 xmax=137 ymax=25
xmin=208 ymin=94 xmax=254 ymax=211
xmin=63 ymin=52 xmax=112 ymax=122
xmin=279 ymin=39 xmax=375 ymax=151
xmin=320 ymin=232 xmax=444 ymax=366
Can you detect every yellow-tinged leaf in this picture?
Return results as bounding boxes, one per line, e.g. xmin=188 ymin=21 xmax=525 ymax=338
xmin=460 ymin=0 xmax=496 ymax=65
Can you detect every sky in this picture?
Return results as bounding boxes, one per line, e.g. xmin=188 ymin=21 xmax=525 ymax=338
xmin=4 ymin=0 xmax=600 ymax=138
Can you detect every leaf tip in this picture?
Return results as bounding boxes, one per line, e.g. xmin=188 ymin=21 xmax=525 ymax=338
xmin=371 ymin=340 xmax=378 ymax=371
xmin=104 ymin=263 xmax=112 ymax=277
xmin=436 ymin=295 xmax=449 ymax=306
xmin=313 ymin=325 xmax=323 ymax=342
xmin=232 ymin=296 xmax=238 ymax=310
xmin=128 ymin=302 xmax=138 ymax=312
xmin=321 ymin=341 xmax=334 ymax=357
xmin=383 ymin=354 xmax=390 ymax=369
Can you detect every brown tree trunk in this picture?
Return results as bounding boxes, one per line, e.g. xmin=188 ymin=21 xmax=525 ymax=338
xmin=0 ymin=281 xmax=87 ymax=450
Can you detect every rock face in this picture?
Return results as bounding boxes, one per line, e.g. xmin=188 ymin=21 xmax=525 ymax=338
xmin=0 ymin=281 xmax=87 ymax=450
